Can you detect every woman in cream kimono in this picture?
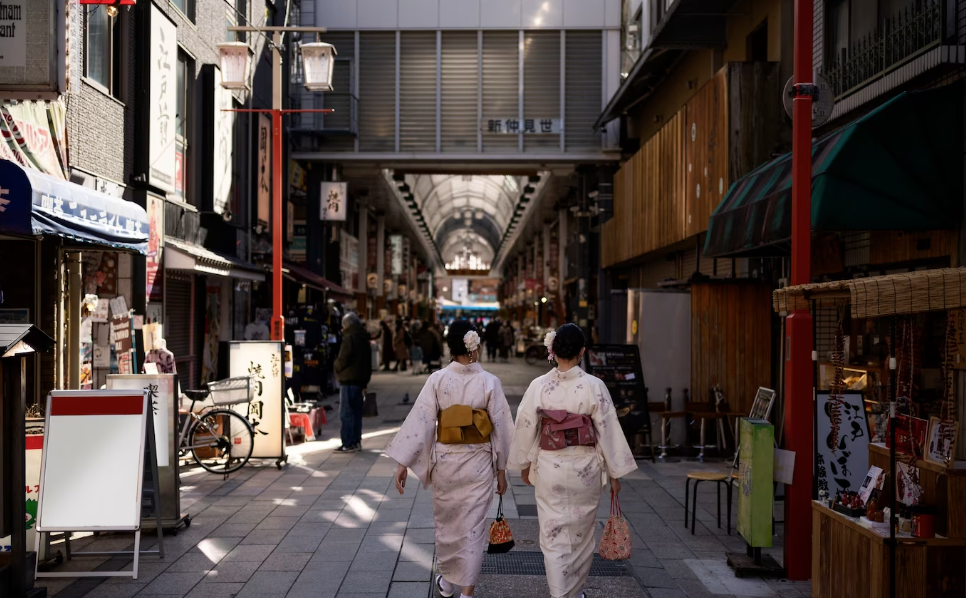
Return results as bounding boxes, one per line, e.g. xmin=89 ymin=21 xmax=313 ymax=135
xmin=386 ymin=319 xmax=514 ymax=598
xmin=509 ymin=323 xmax=637 ymax=598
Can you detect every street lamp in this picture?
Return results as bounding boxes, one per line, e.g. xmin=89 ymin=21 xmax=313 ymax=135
xmin=220 ymin=26 xmax=334 ymax=341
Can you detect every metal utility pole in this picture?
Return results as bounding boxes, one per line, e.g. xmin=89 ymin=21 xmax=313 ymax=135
xmin=784 ymin=0 xmax=814 ymax=581
xmin=226 ymin=26 xmax=331 ymax=342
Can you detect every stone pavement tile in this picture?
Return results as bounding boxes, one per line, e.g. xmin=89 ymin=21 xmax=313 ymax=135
xmin=226 ymin=511 xmax=271 ymax=525
xmin=276 ymin=534 xmax=324 ymax=553
xmin=195 ymin=537 xmax=242 ymax=560
xmin=646 ymin=588 xmax=689 ymax=598
xmin=399 ymin=539 xmax=434 ymax=562
xmin=311 ymin=500 xmax=350 ymax=510
xmin=301 ymin=510 xmax=342 ymax=524
xmin=404 ymin=528 xmax=436 ymax=544
xmin=333 ymin=594 xmax=385 ymax=598
xmin=285 ymin=580 xmax=338 ymax=598
xmin=222 ymin=544 xmax=276 ymax=562
xmin=271 ymin=505 xmax=311 ymax=517
xmin=388 ymin=582 xmax=431 ymax=598
xmin=138 ymin=571 xmax=206 ymax=594
xmin=660 ymin=558 xmax=700 ymax=580
xmin=212 ymin=523 xmax=257 ymax=537
xmin=347 ymin=555 xmax=398 ymax=571
xmin=80 ymin=583 xmax=148 ymax=598
xmin=370 ymin=510 xmax=411 ymax=523
xmin=673 ymin=579 xmax=728 ymax=598
xmin=635 ymin=566 xmax=681 ymax=589
xmin=766 ymin=580 xmax=806 ymax=597
xmin=377 ymin=498 xmax=415 ymax=510
xmin=286 ymin=522 xmax=332 ymax=538
xmin=643 ymin=542 xmax=697 ymax=560
xmin=392 ymin=561 xmax=431 ymax=582
xmin=183 ymin=582 xmax=246 ymax=598
xmin=296 ymin=560 xmax=351 ymax=583
xmin=358 ymin=534 xmax=404 ymax=553
xmin=166 ymin=550 xmax=223 ymax=572
xmin=626 ymin=549 xmax=662 ymax=569
xmin=367 ymin=520 xmax=408 ymax=535
xmin=241 ymin=529 xmax=288 ymax=545
xmin=213 ymin=496 xmax=254 ymax=506
xmin=237 ymin=571 xmax=299 ymax=595
xmin=203 ymin=560 xmax=261 ymax=583
xmin=324 ymin=529 xmax=367 ymax=543
xmin=254 ymin=516 xmax=302 ymax=531
xmin=310 ymin=541 xmax=359 ymax=562
xmin=102 ymin=562 xmax=171 ymax=585
xmin=258 ymin=552 xmax=312 ymax=572
xmin=338 ymin=569 xmax=393 ymax=594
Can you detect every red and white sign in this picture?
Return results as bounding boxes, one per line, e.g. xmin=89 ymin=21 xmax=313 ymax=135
xmin=38 ymin=390 xmax=149 ymax=531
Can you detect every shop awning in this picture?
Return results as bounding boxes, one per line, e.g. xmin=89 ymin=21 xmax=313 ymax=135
xmin=773 ymin=267 xmax=966 ymax=319
xmin=0 ymin=159 xmax=149 ymax=253
xmin=282 ymin=262 xmax=352 ymax=300
xmin=165 ymin=237 xmax=266 ymax=281
xmin=704 ymin=86 xmax=963 ymax=258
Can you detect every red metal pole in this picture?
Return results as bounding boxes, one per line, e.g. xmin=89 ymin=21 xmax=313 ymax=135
xmin=271 ymin=108 xmax=284 ymax=341
xmin=784 ymin=0 xmax=814 ymax=581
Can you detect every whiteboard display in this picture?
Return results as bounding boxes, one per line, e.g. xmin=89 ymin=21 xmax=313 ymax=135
xmin=229 ymin=341 xmax=285 ymax=458
xmin=107 ymin=374 xmax=175 ymax=467
xmin=37 ymin=390 xmax=148 ymax=531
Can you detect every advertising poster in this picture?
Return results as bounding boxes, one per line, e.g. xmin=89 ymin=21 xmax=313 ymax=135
xmin=0 ymin=1 xmax=26 ymax=67
xmin=229 ymin=342 xmax=285 ymax=458
xmin=146 ymin=195 xmax=164 ymax=302
xmin=112 ymin=314 xmax=134 ymax=374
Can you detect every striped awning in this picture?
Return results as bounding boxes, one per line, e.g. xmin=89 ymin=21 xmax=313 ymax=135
xmin=704 ymin=86 xmax=963 ymax=258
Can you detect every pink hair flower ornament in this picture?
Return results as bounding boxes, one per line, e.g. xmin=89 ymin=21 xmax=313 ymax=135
xmin=544 ymin=330 xmax=556 ymax=362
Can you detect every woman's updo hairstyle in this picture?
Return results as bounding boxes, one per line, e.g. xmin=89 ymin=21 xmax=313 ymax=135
xmin=552 ymin=323 xmax=585 ymax=360
xmin=446 ymin=319 xmax=477 ymax=357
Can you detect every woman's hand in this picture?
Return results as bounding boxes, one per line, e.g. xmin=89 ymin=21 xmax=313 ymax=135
xmin=610 ymin=477 xmax=622 ymax=495
xmin=521 ymin=466 xmax=531 ymax=486
xmin=496 ymin=470 xmax=508 ymax=495
xmin=395 ymin=464 xmax=408 ymax=495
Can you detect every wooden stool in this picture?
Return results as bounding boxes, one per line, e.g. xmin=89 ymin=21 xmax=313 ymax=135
xmin=684 ymin=472 xmax=732 ymax=535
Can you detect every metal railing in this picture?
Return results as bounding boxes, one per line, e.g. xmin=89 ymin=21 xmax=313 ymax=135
xmin=290 ymin=93 xmax=358 ymax=136
xmin=824 ymin=0 xmax=952 ymax=98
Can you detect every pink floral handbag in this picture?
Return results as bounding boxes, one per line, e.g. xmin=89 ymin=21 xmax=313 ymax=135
xmin=598 ymin=494 xmax=632 ymax=560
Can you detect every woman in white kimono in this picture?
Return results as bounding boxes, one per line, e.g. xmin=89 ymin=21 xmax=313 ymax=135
xmin=386 ymin=319 xmax=514 ymax=598
xmin=509 ymin=323 xmax=637 ymax=598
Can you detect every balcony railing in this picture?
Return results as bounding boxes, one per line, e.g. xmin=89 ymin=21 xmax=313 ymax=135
xmin=824 ymin=0 xmax=952 ymax=98
xmin=290 ymin=93 xmax=359 ymax=136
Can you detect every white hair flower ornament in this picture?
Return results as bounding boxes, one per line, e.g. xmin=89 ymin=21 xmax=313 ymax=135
xmin=463 ymin=330 xmax=481 ymax=353
xmin=544 ymin=330 xmax=557 ymax=362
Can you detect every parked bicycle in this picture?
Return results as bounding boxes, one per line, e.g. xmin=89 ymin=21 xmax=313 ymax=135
xmin=177 ymin=377 xmax=255 ymax=475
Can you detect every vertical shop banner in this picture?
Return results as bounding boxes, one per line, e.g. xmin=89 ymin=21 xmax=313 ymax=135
xmin=291 ymin=220 xmax=306 ymax=262
xmin=320 ymin=182 xmax=347 ymax=221
xmin=257 ymin=113 xmax=271 ymax=224
xmin=389 ymin=234 xmax=403 ymax=275
xmin=815 ymin=392 xmax=870 ymax=495
xmin=286 ymin=201 xmax=294 ymax=241
xmin=201 ymin=286 xmax=221 ymax=382
xmin=146 ymin=195 xmax=164 ymax=302
xmin=229 ymin=342 xmax=285 ymax=459
xmin=0 ymin=434 xmax=43 ymax=553
xmin=112 ymin=314 xmax=134 ymax=374
xmin=213 ymin=70 xmax=235 ymax=215
xmin=341 ymin=233 xmax=359 ymax=292
xmin=0 ymin=100 xmax=68 ymax=178
xmin=0 ymin=0 xmax=25 ymax=67
xmin=149 ymin=5 xmax=177 ymax=193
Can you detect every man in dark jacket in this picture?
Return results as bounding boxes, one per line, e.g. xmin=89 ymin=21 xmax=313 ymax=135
xmin=334 ymin=312 xmax=372 ymax=452
xmin=484 ymin=319 xmax=501 ymax=362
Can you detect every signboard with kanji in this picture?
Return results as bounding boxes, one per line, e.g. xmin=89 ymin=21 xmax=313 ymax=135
xmin=229 ymin=341 xmax=285 ymax=459
xmin=483 ymin=117 xmax=561 ymax=134
xmin=320 ymin=182 xmax=347 ymax=221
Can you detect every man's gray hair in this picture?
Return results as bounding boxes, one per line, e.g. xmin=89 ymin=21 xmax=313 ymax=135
xmin=342 ymin=312 xmax=362 ymax=328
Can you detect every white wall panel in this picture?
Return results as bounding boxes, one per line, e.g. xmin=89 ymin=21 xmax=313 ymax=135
xmin=317 ymin=0 xmax=358 ymax=29
xmin=523 ymin=0 xmax=563 ymax=28
xmin=481 ymin=0 xmax=523 ymax=28
xmin=440 ymin=0 xmax=481 ymax=27
xmin=399 ymin=0 xmax=440 ymax=28
xmin=604 ymin=0 xmax=621 ymax=27
xmin=563 ymin=0 xmax=605 ymax=27
xmin=357 ymin=0 xmax=399 ymax=28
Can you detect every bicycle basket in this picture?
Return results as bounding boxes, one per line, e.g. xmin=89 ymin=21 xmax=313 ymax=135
xmin=206 ymin=376 xmax=254 ymax=406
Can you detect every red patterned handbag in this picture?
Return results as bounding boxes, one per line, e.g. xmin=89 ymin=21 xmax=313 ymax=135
xmin=487 ymin=495 xmax=515 ymax=553
xmin=598 ymin=494 xmax=632 ymax=560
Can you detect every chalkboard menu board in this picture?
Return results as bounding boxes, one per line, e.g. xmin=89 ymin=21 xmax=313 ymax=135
xmin=585 ymin=344 xmax=650 ymax=433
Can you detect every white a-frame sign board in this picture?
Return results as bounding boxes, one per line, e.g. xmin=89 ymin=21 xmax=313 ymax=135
xmin=34 ymin=390 xmax=165 ymax=579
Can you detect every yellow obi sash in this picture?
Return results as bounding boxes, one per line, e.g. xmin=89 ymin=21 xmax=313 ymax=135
xmin=437 ymin=404 xmax=493 ymax=444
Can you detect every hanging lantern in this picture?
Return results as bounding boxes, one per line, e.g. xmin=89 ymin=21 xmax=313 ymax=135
xmin=300 ymin=42 xmax=337 ymax=92
xmin=217 ymin=42 xmax=253 ymax=90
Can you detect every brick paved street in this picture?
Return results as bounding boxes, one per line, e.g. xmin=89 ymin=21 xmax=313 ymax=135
xmin=34 ymin=359 xmax=810 ymax=598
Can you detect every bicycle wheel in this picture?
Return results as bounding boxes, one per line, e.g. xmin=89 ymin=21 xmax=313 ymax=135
xmin=188 ymin=409 xmax=254 ymax=474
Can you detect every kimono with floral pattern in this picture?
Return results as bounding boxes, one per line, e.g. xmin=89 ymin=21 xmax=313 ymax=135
xmin=385 ymin=361 xmax=514 ymax=587
xmin=508 ymin=366 xmax=637 ymax=598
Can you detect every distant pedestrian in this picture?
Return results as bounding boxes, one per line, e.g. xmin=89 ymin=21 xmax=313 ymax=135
xmin=485 ymin=318 xmax=501 ymax=362
xmin=508 ymin=324 xmax=637 ymax=598
xmin=386 ymin=320 xmax=514 ymax=598
xmin=377 ymin=320 xmax=394 ymax=371
xmin=393 ymin=321 xmax=411 ymax=372
xmin=419 ymin=322 xmax=442 ymax=371
xmin=499 ymin=322 xmax=514 ymax=362
xmin=333 ymin=312 xmax=372 ymax=453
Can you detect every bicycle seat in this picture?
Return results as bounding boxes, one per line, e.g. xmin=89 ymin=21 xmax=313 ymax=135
xmin=182 ymin=389 xmax=209 ymax=402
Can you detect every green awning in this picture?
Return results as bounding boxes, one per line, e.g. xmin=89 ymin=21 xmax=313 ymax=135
xmin=704 ymin=85 xmax=963 ymax=258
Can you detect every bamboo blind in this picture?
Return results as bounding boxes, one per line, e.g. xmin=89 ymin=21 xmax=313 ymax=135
xmin=773 ymin=268 xmax=966 ymax=318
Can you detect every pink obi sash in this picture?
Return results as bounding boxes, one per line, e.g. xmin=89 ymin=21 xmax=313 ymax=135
xmin=539 ymin=410 xmax=597 ymax=451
